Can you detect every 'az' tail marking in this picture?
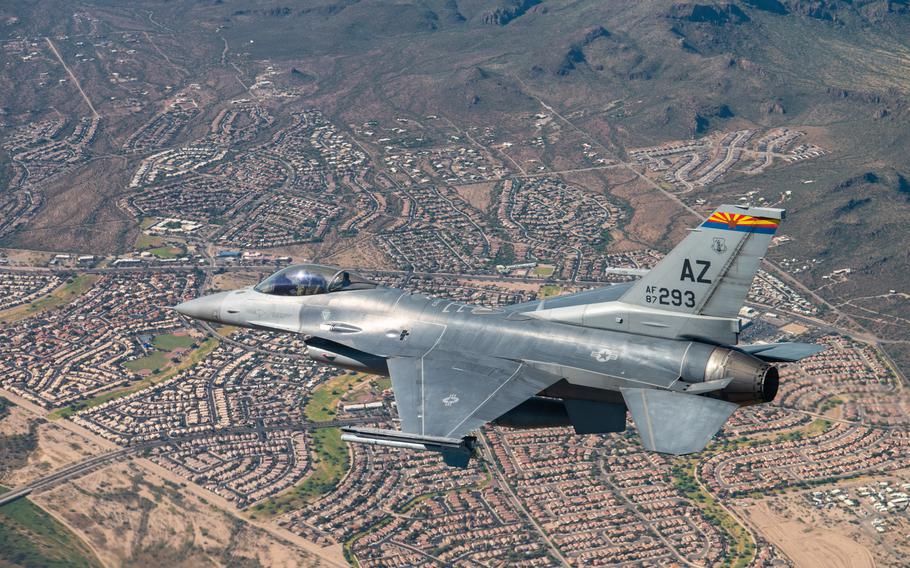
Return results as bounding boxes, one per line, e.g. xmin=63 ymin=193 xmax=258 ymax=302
xmin=621 ymin=205 xmax=784 ymax=319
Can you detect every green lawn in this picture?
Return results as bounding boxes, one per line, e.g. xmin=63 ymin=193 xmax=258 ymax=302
xmin=139 ymin=217 xmax=158 ymax=230
xmin=147 ymin=246 xmax=183 ymax=259
xmin=151 ymin=333 xmax=195 ymax=351
xmin=122 ymin=333 xmax=197 ymax=372
xmin=532 ymin=264 xmax=555 ymax=277
xmin=671 ymin=460 xmax=755 ymax=568
xmin=0 ymin=486 xmax=101 ymax=568
xmin=123 ymin=351 xmax=170 ymax=372
xmin=664 ymin=419 xmax=836 ymax=567
xmin=134 ymin=233 xmax=165 ymax=250
xmin=776 ymin=418 xmax=831 ymax=442
xmin=250 ymin=372 xmax=370 ymax=518
xmin=0 ymin=275 xmax=100 ymax=323
xmin=304 ymin=372 xmax=368 ymax=422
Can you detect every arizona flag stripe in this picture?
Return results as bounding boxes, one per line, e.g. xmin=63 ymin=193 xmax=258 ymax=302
xmin=701 ymin=211 xmax=780 ymax=234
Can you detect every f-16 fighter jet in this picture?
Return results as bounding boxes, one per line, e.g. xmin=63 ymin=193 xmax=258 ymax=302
xmin=176 ymin=205 xmax=822 ymax=466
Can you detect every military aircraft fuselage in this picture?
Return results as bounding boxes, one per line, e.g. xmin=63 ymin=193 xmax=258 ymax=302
xmin=176 ymin=205 xmax=809 ymax=461
xmin=179 ymin=284 xmax=775 ymax=407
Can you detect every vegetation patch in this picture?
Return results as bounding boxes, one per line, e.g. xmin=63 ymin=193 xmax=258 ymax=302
xmin=538 ymin=284 xmax=561 ymax=298
xmin=125 ymin=333 xmax=199 ymax=372
xmin=671 ymin=459 xmax=754 ymax=568
xmin=251 ymin=372 xmax=371 ymax=518
xmin=344 ymin=516 xmax=391 ymax=567
xmin=372 ymin=376 xmax=392 ymax=392
xmin=151 ymin=333 xmax=196 ymax=351
xmin=0 ymin=486 xmax=101 ymax=568
xmin=147 ymin=246 xmax=183 ymax=259
xmin=134 ymin=233 xmax=166 ymax=250
xmin=776 ymin=418 xmax=832 ymax=442
xmin=818 ymin=397 xmax=844 ymax=415
xmin=0 ymin=274 xmax=100 ymax=323
xmin=250 ymin=427 xmax=349 ymax=518
xmin=138 ymin=217 xmax=158 ymax=230
xmin=670 ymin=417 xmax=836 ymax=566
xmin=532 ymin=264 xmax=555 ymax=277
xmin=0 ymin=396 xmax=10 ymax=420
xmin=123 ymin=351 xmax=170 ymax=372
xmin=304 ymin=372 xmax=369 ymax=422
xmin=0 ymin=418 xmax=40 ymax=479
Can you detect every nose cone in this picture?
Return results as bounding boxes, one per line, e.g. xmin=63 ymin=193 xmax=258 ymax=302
xmin=175 ymin=292 xmax=229 ymax=323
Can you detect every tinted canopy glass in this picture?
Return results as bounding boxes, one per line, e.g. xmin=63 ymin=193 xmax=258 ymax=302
xmin=254 ymin=265 xmax=377 ymax=296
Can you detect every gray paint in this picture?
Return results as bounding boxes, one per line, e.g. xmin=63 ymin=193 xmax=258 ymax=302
xmin=620 ymin=388 xmax=738 ymax=454
xmin=176 ymin=205 xmax=822 ymax=463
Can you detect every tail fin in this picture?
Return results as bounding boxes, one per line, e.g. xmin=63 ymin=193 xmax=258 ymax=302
xmin=621 ymin=205 xmax=784 ymax=319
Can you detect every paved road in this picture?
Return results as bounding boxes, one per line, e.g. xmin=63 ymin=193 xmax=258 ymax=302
xmin=0 ymin=445 xmax=144 ymax=507
xmin=0 ymin=416 xmax=381 ymax=508
xmin=477 ymin=432 xmax=571 ymax=568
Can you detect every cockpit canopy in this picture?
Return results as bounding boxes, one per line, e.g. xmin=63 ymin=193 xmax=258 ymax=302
xmin=254 ymin=264 xmax=378 ymax=297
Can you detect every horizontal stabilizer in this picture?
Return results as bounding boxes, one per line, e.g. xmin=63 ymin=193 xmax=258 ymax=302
xmin=620 ymin=388 xmax=738 ymax=455
xmin=739 ymin=342 xmax=825 ymax=362
xmin=603 ymin=267 xmax=649 ymax=277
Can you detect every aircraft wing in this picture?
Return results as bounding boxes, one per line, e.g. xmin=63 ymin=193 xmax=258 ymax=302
xmin=504 ymin=282 xmax=633 ymax=314
xmin=388 ymin=352 xmax=560 ymax=439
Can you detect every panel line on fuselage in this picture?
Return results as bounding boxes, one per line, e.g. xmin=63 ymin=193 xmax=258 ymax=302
xmin=677 ymin=342 xmax=694 ymax=382
xmin=390 ymin=292 xmax=409 ymax=310
xmin=420 ymin=356 xmax=424 ymax=435
xmin=521 ymin=359 xmax=675 ymax=390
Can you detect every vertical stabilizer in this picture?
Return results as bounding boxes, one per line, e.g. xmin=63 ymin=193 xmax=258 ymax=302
xmin=621 ymin=205 xmax=784 ymax=319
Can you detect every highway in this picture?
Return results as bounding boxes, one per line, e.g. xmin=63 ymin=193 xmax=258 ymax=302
xmin=0 ymin=445 xmax=144 ymax=507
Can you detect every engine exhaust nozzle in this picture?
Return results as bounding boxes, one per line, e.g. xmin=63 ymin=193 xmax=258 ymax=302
xmin=705 ymin=347 xmax=779 ymax=406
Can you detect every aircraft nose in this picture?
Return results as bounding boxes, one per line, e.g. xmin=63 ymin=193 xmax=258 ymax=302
xmin=174 ymin=292 xmax=229 ymax=323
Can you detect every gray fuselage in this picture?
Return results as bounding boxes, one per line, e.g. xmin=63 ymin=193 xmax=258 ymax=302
xmin=197 ymin=285 xmax=722 ymax=398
